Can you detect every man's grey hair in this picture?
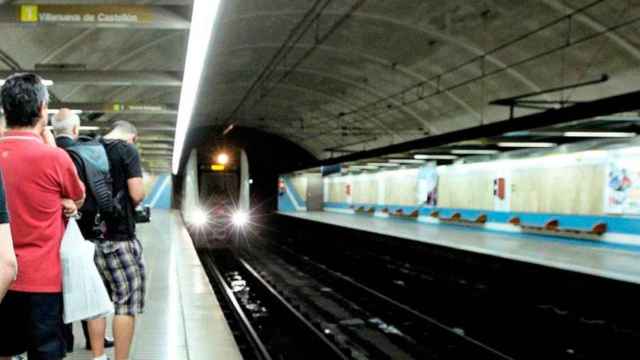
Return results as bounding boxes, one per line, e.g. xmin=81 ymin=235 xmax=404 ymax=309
xmin=52 ymin=111 xmax=80 ymax=136
xmin=110 ymin=120 xmax=138 ymax=136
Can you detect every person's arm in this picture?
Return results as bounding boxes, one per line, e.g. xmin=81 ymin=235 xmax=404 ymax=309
xmin=41 ymin=126 xmax=57 ymax=148
xmin=124 ymin=144 xmax=145 ymax=206
xmin=61 ymin=198 xmax=78 ymax=217
xmin=0 ymin=223 xmax=16 ymax=301
xmin=127 ymin=178 xmax=145 ymax=207
xmin=0 ymin=173 xmax=15 ymax=301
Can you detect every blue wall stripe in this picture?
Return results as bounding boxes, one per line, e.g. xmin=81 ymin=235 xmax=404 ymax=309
xmin=323 ymin=202 xmax=640 ymax=235
xmin=144 ymin=174 xmax=172 ymax=209
xmin=278 ymin=191 xmax=297 ymax=212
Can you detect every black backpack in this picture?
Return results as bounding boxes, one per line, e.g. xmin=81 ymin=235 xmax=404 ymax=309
xmin=66 ymin=136 xmax=115 ymax=215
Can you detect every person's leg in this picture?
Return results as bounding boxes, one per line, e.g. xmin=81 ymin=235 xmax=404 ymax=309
xmin=113 ymin=239 xmax=146 ymax=360
xmin=0 ymin=291 xmax=28 ymax=359
xmin=87 ymin=317 xmax=107 ymax=358
xmin=113 ymin=315 xmax=135 ymax=360
xmin=81 ymin=320 xmax=90 ymax=343
xmin=27 ymin=292 xmax=66 ymax=360
xmin=95 ymin=239 xmax=145 ymax=360
xmin=63 ymin=323 xmax=74 ymax=353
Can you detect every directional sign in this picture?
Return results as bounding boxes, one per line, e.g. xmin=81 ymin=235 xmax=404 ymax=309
xmin=18 ymin=5 xmax=153 ymax=24
xmin=1 ymin=5 xmax=189 ymax=29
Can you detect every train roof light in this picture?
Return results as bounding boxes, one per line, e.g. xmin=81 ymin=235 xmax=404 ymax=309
xmin=216 ymin=153 xmax=229 ymax=165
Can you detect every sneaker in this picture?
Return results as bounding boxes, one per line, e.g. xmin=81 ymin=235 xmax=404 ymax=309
xmin=85 ymin=337 xmax=115 ymax=350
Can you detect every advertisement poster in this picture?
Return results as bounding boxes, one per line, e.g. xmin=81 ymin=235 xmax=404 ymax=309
xmin=417 ymin=165 xmax=438 ymax=206
xmin=605 ymin=157 xmax=640 ymax=214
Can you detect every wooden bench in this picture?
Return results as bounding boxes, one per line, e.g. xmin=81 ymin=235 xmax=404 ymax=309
xmin=518 ymin=218 xmax=607 ymax=240
xmin=389 ymin=208 xmax=419 ymax=219
xmin=439 ymin=212 xmax=487 ymax=226
xmin=354 ymin=206 xmax=376 ymax=215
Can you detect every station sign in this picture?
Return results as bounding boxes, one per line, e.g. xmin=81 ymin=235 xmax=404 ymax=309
xmin=111 ymin=104 xmax=167 ymax=112
xmin=18 ymin=5 xmax=152 ymax=25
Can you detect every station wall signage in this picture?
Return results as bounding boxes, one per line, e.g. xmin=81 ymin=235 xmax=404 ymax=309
xmin=19 ymin=5 xmax=152 ymax=24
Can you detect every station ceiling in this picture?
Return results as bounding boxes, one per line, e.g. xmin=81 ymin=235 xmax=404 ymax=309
xmin=0 ymin=0 xmax=639 ymax=172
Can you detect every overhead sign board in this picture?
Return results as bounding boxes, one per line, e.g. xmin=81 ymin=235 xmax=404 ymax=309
xmin=18 ymin=5 xmax=153 ymax=24
xmin=111 ymin=104 xmax=168 ymax=112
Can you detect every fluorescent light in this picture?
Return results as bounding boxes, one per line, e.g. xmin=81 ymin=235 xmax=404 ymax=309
xmin=563 ymin=131 xmax=636 ymax=138
xmin=0 ymin=79 xmax=53 ymax=86
xmin=367 ymin=162 xmax=399 ymax=167
xmin=47 ymin=109 xmax=83 ymax=115
xmin=497 ymin=142 xmax=556 ymax=148
xmin=349 ymin=165 xmax=378 ymax=171
xmin=172 ymin=0 xmax=222 ymax=174
xmin=414 ymin=154 xmax=459 ymax=160
xmin=389 ymin=159 xmax=427 ymax=164
xmin=450 ymin=149 xmax=499 ymax=155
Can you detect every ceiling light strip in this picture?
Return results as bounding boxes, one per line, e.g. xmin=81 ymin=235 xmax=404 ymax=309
xmin=414 ymin=154 xmax=459 ymax=160
xmin=171 ymin=0 xmax=222 ymax=174
xmin=563 ymin=131 xmax=636 ymax=138
xmin=497 ymin=142 xmax=556 ymax=148
xmin=450 ymin=149 xmax=500 ymax=155
xmin=0 ymin=79 xmax=54 ymax=86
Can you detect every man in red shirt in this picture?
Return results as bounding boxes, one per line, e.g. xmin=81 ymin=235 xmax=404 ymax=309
xmin=0 ymin=73 xmax=85 ymax=360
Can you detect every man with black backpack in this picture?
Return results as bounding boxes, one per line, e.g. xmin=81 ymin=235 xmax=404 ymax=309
xmin=52 ymin=109 xmax=114 ymax=359
xmin=96 ymin=120 xmax=145 ymax=360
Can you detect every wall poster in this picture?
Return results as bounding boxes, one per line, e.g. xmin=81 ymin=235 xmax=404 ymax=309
xmin=417 ymin=164 xmax=438 ymax=206
xmin=605 ymin=156 xmax=640 ymax=215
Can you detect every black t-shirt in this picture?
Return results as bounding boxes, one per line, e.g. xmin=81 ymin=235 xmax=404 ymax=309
xmin=0 ymin=171 xmax=9 ymax=224
xmin=102 ymin=140 xmax=142 ymax=241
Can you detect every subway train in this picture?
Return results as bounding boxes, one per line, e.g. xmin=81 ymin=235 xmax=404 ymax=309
xmin=182 ymin=147 xmax=251 ymax=248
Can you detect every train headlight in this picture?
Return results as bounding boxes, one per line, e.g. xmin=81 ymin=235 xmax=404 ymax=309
xmin=189 ymin=208 xmax=209 ymax=227
xmin=231 ymin=210 xmax=249 ymax=227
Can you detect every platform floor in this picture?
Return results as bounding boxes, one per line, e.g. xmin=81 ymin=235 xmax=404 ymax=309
xmin=280 ymin=211 xmax=640 ymax=285
xmin=67 ymin=210 xmax=242 ymax=360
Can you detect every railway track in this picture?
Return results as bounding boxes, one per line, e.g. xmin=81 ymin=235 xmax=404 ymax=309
xmin=273 ymin=232 xmax=640 ymax=359
xmin=200 ymin=246 xmax=512 ymax=359
xmin=199 ymin=249 xmax=349 ymax=360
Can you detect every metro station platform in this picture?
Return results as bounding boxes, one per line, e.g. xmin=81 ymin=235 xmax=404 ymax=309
xmin=67 ymin=210 xmax=242 ymax=360
xmin=279 ymin=211 xmax=640 ymax=285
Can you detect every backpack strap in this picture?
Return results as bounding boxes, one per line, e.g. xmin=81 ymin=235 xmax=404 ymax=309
xmin=66 ymin=148 xmax=99 ymax=201
xmin=66 ymin=147 xmax=114 ymax=213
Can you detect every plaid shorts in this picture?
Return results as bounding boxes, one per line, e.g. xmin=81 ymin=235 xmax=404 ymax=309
xmin=94 ymin=238 xmax=146 ymax=316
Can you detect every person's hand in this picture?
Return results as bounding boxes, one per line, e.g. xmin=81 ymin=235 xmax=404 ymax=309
xmin=61 ymin=198 xmax=78 ymax=217
xmin=41 ymin=127 xmax=57 ymax=148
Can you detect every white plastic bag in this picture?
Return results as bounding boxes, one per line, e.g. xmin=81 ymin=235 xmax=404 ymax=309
xmin=60 ymin=218 xmax=114 ymax=324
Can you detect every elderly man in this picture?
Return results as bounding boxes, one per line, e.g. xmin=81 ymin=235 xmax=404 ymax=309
xmin=0 ymin=73 xmax=85 ymax=360
xmin=52 ymin=109 xmax=114 ymax=358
